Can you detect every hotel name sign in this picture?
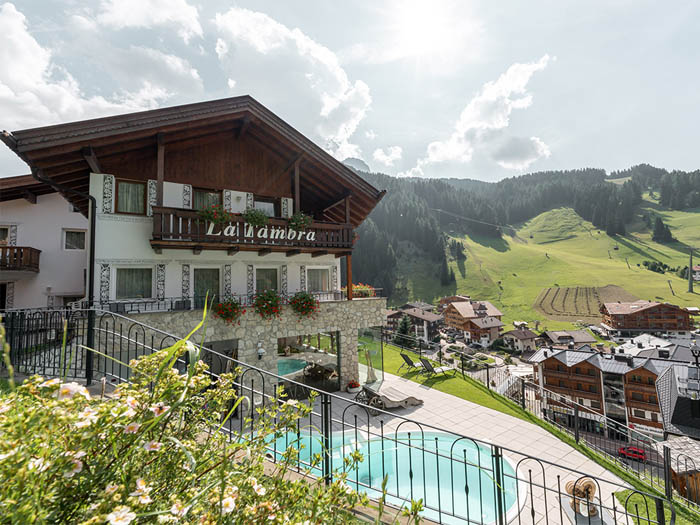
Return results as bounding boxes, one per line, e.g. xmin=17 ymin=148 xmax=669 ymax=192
xmin=206 ymin=222 xmax=318 ymax=242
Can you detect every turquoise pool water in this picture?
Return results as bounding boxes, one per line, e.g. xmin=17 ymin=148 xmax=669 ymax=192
xmin=267 ymin=431 xmax=521 ymax=524
xmin=277 ymin=358 xmax=307 ymax=376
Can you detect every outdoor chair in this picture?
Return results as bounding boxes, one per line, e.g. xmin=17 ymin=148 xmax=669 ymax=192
xmin=354 ymin=385 xmax=423 ymax=415
xmin=419 ymin=357 xmax=456 ymax=377
xmin=398 ymin=353 xmax=425 ymax=373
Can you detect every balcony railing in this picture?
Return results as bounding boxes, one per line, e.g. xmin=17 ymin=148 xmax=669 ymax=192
xmin=0 ymin=246 xmax=41 ymax=272
xmin=151 ymin=206 xmax=354 ymax=253
xmin=67 ymin=290 xmax=383 ymax=314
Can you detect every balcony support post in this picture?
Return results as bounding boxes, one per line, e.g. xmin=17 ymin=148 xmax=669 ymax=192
xmin=156 ymin=133 xmax=165 ymax=206
xmin=346 ymin=254 xmax=353 ymax=301
xmin=294 ymin=158 xmax=301 ymax=213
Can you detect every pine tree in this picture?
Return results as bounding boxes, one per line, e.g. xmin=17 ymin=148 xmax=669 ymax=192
xmin=394 ymin=315 xmax=414 ymax=348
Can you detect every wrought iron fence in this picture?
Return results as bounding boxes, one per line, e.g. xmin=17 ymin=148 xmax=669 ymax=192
xmin=1 ymin=307 xmax=688 ymax=524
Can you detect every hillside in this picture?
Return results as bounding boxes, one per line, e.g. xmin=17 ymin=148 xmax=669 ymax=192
xmin=393 ymin=203 xmax=700 ymax=330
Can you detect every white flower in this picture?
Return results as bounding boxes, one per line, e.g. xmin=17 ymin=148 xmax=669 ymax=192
xmin=158 ymin=516 xmax=178 ymax=523
xmin=0 ymin=449 xmax=17 ymax=461
xmin=39 ymin=378 xmax=60 ymax=388
xmin=253 ymin=483 xmax=267 ymax=496
xmin=28 ymin=457 xmax=49 ymax=472
xmin=124 ymin=422 xmax=141 ymax=434
xmin=75 ymin=407 xmax=98 ymax=428
xmin=106 ymin=506 xmax=136 ymax=525
xmin=221 ymin=496 xmax=236 ymax=514
xmin=149 ymin=402 xmax=170 ymax=417
xmin=0 ymin=401 xmax=10 ymax=414
xmin=124 ymin=396 xmax=139 ymax=409
xmin=286 ymin=399 xmax=299 ymax=406
xmin=170 ymin=501 xmax=187 ymax=517
xmin=184 ymin=341 xmax=197 ymax=352
xmin=143 ymin=441 xmax=162 ymax=452
xmin=64 ymin=450 xmax=87 ymax=459
xmin=56 ymin=382 xmax=91 ymax=401
xmin=130 ymin=478 xmax=152 ymax=504
xmin=112 ymin=406 xmax=136 ymax=418
xmin=105 ymin=483 xmax=119 ymax=495
xmin=64 ymin=458 xmax=83 ymax=478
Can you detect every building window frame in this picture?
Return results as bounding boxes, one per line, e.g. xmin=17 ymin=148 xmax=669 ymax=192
xmin=115 ymin=178 xmax=147 ymax=216
xmin=306 ymin=266 xmax=332 ymax=292
xmin=0 ymin=225 xmax=10 ymax=245
xmin=113 ymin=266 xmax=154 ymax=300
xmin=254 ymin=265 xmax=280 ymax=294
xmin=253 ymin=196 xmax=279 ymax=218
xmin=192 ymin=187 xmax=223 ymax=211
xmin=63 ymin=229 xmax=87 ymax=251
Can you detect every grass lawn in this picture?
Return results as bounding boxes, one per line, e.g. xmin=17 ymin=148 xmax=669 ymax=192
xmin=371 ymin=340 xmax=699 ymax=524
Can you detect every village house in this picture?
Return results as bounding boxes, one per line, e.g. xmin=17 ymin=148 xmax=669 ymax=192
xmin=0 ymin=176 xmax=88 ymax=309
xmin=538 ymin=330 xmax=597 ymax=349
xmin=399 ymin=301 xmax=435 ymax=313
xmin=0 ymin=95 xmax=387 ymax=390
xmin=502 ymin=328 xmax=538 ymax=353
xmin=693 ymin=265 xmax=700 ymax=282
xmin=600 ymin=300 xmax=695 ymax=340
xmin=384 ymin=306 xmax=442 ymax=343
xmin=437 ymin=294 xmax=470 ymax=312
xmin=443 ymin=300 xmax=503 ymax=345
xmin=655 ymin=351 xmax=700 ymax=440
xmin=528 ymin=346 xmax=695 ymax=437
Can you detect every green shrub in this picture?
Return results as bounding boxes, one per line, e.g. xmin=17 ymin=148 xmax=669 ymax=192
xmin=287 ymin=212 xmax=313 ymax=232
xmin=242 ymin=207 xmax=270 ymax=227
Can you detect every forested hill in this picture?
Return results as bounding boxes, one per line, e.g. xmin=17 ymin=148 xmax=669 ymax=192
xmin=347 ymin=163 xmax=700 ymax=300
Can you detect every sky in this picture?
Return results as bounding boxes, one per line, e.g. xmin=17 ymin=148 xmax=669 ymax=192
xmin=1 ymin=0 xmax=699 ymax=181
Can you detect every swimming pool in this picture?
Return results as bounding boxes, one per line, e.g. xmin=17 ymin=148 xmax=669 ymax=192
xmin=267 ymin=430 xmax=524 ymax=524
xmin=277 ymin=358 xmax=307 ymax=376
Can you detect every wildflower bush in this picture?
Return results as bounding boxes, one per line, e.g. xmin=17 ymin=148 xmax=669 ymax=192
xmin=252 ymin=289 xmax=282 ymax=320
xmin=214 ymin=298 xmax=245 ymax=324
xmin=0 ymin=323 xmax=400 ymax=524
xmin=242 ymin=207 xmax=269 ymax=227
xmin=287 ymin=212 xmax=312 ymax=232
xmin=288 ymin=291 xmax=319 ymax=319
xmin=197 ymin=204 xmax=234 ymax=226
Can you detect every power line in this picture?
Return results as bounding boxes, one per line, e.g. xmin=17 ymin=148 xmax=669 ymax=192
xmin=429 ymin=208 xmax=518 ymax=232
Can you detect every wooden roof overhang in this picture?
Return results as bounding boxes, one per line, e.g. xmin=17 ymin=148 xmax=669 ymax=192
xmin=0 ymin=174 xmax=57 ymax=203
xmin=1 ymin=96 xmax=385 ymax=224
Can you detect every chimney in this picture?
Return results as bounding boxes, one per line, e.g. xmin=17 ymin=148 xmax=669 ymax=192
xmin=568 ymin=342 xmax=574 ymax=350
xmin=543 ymin=350 xmax=548 ymax=357
xmin=637 ymin=342 xmax=643 ymax=349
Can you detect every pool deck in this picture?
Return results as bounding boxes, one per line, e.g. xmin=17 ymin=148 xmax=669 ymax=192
xmin=332 ymin=371 xmax=630 ymax=525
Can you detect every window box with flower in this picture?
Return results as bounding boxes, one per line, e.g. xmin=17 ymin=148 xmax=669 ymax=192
xmin=252 ymin=289 xmax=282 ymax=320
xmin=347 ymin=380 xmax=362 ymax=394
xmin=289 ymin=291 xmax=319 ymax=319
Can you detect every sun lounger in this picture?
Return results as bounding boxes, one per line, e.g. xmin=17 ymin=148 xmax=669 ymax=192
xmin=355 ymin=385 xmax=423 ymax=413
xmin=398 ymin=353 xmax=425 ymax=372
xmin=419 ymin=357 xmax=455 ymax=377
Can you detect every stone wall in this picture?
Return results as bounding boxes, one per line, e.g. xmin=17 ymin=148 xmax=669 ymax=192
xmin=130 ymin=297 xmax=386 ymax=389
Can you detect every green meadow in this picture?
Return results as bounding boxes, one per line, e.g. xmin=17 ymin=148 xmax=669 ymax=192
xmin=395 ymin=199 xmax=700 ymax=331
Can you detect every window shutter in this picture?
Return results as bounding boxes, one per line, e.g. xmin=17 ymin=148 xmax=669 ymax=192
xmin=102 ymin=174 xmax=115 ymax=213
xmin=147 ymin=179 xmax=157 ymax=217
xmin=183 ymin=185 xmax=193 ymax=209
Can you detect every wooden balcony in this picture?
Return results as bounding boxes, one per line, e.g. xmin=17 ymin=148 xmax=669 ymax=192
xmin=0 ymin=246 xmax=41 ymax=273
xmin=151 ymin=206 xmax=354 ymax=256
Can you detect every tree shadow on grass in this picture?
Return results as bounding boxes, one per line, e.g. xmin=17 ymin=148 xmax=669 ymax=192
xmin=457 ymin=258 xmax=466 ymax=278
xmin=468 ymin=233 xmax=510 ymax=253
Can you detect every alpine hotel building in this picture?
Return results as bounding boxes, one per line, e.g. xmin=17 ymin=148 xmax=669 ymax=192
xmin=1 ymin=96 xmax=387 ymax=390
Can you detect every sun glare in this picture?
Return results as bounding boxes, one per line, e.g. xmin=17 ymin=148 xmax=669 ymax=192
xmin=391 ymin=0 xmax=465 ymax=61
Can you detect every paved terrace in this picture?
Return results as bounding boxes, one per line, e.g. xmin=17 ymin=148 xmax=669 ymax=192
xmin=329 ymin=371 xmax=628 ymax=524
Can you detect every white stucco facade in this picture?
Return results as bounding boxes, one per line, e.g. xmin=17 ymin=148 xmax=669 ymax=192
xmin=89 ymin=173 xmax=341 ymax=305
xmin=1 ymin=192 xmax=88 ymax=309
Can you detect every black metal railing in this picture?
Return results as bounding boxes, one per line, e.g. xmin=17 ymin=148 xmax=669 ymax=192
xmin=1 ymin=307 xmax=688 ymax=524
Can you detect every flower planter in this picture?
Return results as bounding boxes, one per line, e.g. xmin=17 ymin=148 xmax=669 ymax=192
xmin=347 ymin=386 xmax=362 ymax=394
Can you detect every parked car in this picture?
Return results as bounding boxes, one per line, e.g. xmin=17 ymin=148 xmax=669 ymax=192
xmin=469 ymin=342 xmax=483 ymax=350
xmin=618 ymin=446 xmax=647 ymax=462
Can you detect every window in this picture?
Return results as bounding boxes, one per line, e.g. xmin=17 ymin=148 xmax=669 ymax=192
xmin=632 ymin=392 xmax=643 ymax=401
xmin=649 ymin=395 xmax=657 ymax=404
xmin=591 ymin=401 xmax=601 ymax=409
xmin=589 ymin=385 xmax=597 ymax=393
xmin=254 ymin=198 xmax=276 ymax=217
xmin=307 ymin=268 xmax=330 ymax=292
xmin=634 ymin=409 xmax=646 ymax=419
xmin=255 ymin=268 xmax=278 ymax=292
xmin=116 ymin=179 xmax=146 ymax=215
xmin=0 ymin=226 xmax=8 ymax=244
xmin=115 ymin=268 xmax=152 ymax=299
xmin=64 ymin=230 xmax=86 ymax=250
xmin=650 ymin=412 xmax=658 ymax=422
xmin=193 ymin=188 xmax=222 ymax=211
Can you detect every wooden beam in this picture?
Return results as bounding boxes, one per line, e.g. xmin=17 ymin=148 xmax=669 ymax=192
xmin=344 ymin=196 xmax=351 ymax=224
xmin=311 ymin=251 xmax=328 ymax=258
xmin=81 ymin=146 xmax=102 ymax=173
xmin=258 ymin=248 xmax=272 ymax=257
xmin=236 ymin=117 xmax=251 ymax=139
xmin=346 ymin=254 xmax=353 ymax=300
xmin=227 ymin=247 xmax=239 ymax=256
xmin=335 ymin=251 xmax=351 ymax=258
xmin=156 ymin=133 xmax=165 ymax=206
xmin=22 ymin=190 xmax=37 ymax=204
xmin=286 ymin=250 xmax=301 ymax=257
xmin=322 ymin=192 xmax=350 ymax=214
xmin=193 ymin=246 xmax=202 ymax=255
xmin=294 ymin=157 xmax=301 ymax=213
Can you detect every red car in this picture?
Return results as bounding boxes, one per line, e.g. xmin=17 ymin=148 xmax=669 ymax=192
xmin=618 ymin=446 xmax=647 ymax=462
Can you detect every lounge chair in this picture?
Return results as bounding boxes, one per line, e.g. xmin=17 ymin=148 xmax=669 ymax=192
xmin=419 ymin=358 xmax=455 ymax=377
xmin=355 ymin=385 xmax=423 ymax=413
xmin=398 ymin=353 xmax=425 ymax=372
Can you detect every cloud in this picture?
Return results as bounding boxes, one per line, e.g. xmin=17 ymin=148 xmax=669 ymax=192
xmin=214 ymin=7 xmax=371 ymax=160
xmin=399 ymin=55 xmax=551 ymax=176
xmin=373 ymin=146 xmax=402 ymax=166
xmin=227 ymin=78 xmax=236 ymax=90
xmin=97 ymin=0 xmax=202 ymax=43
xmin=364 ymin=129 xmax=377 ymax=140
xmin=491 ymin=136 xmax=551 ymax=170
xmin=0 ymin=3 xmax=170 ymax=130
